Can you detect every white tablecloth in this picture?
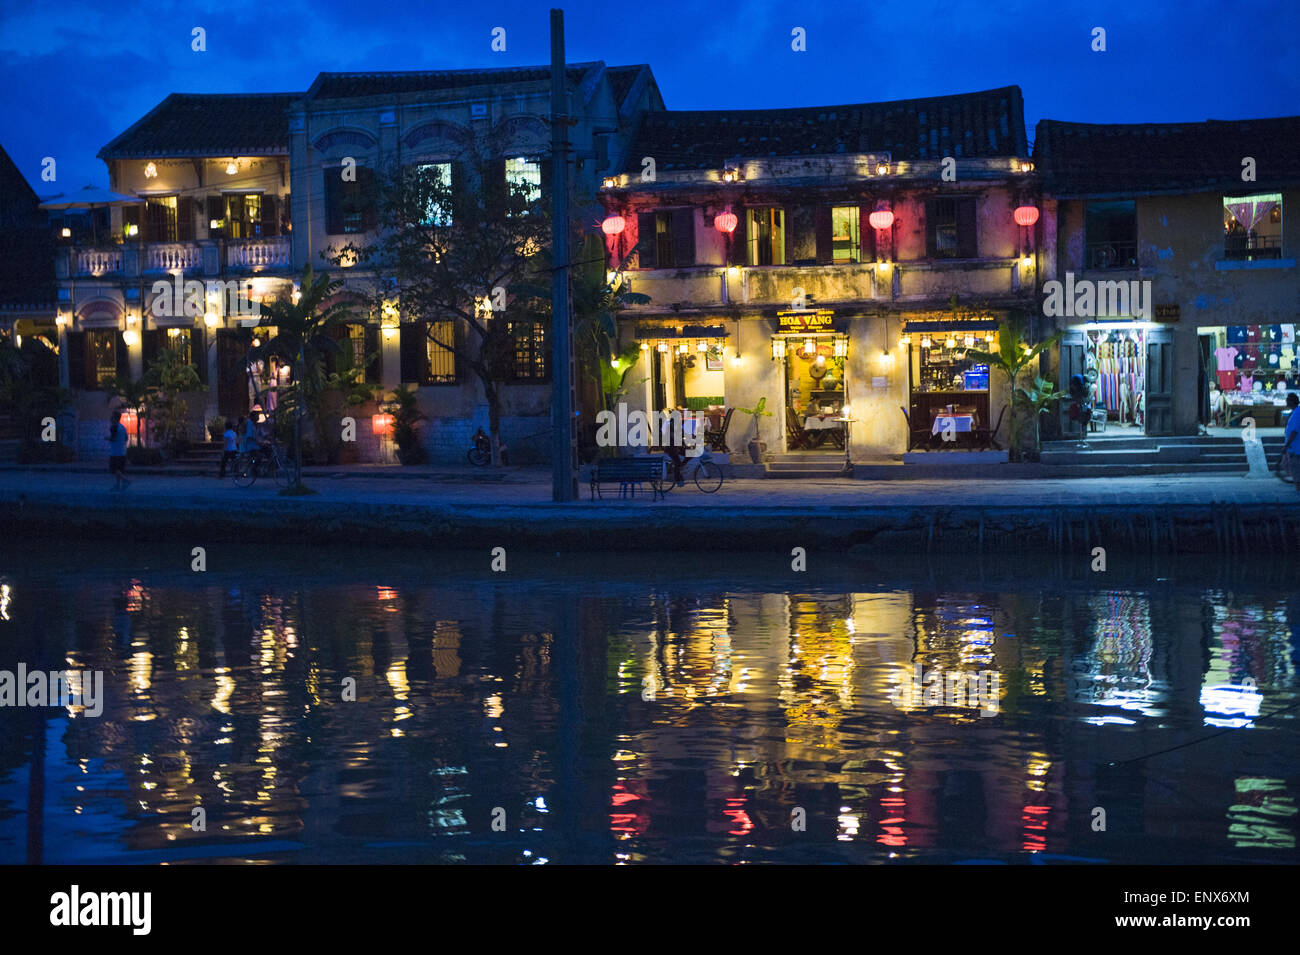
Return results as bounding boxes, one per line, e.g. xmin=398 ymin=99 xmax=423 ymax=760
xmin=804 ymin=416 xmax=843 ymax=431
xmin=931 ymin=414 xmax=975 ymax=435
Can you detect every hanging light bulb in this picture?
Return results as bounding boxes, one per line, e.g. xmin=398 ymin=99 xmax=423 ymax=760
xmin=697 ymin=340 xmax=708 ymax=352
xmin=920 ymin=336 xmax=932 ymax=349
xmin=639 ymin=341 xmax=649 ymax=351
xmin=945 ymin=336 xmax=957 ymax=349
xmin=815 ymin=353 xmax=826 ymax=366
xmin=985 ymin=332 xmax=996 ymax=343
xmin=657 ymin=342 xmax=668 ymax=353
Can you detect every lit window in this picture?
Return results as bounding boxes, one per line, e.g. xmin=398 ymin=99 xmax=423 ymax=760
xmin=1223 ymin=193 xmax=1282 ymax=261
xmin=505 ymin=157 xmax=542 ymax=205
xmin=418 ymin=162 xmax=453 ymax=226
xmin=746 ymin=207 xmax=785 ymax=266
xmin=831 ymin=206 xmax=860 ymax=263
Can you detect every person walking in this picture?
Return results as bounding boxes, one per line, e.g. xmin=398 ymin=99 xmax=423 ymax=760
xmin=219 ymin=418 xmax=239 ymax=478
xmin=107 ymin=410 xmax=129 ymax=490
xmin=1283 ymin=393 xmax=1300 ymax=489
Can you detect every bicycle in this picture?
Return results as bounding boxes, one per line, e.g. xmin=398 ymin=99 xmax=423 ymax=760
xmin=232 ymin=442 xmax=298 ymax=488
xmin=652 ymin=446 xmax=724 ymax=494
xmin=467 ymin=427 xmax=491 ymax=466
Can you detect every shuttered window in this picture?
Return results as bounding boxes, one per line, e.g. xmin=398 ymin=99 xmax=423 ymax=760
xmin=635 ymin=209 xmax=695 ymax=269
xmin=508 ymin=320 xmax=548 ymax=381
xmin=325 ymin=166 xmax=378 ymax=235
xmin=426 ymin=321 xmax=457 ymax=383
xmin=926 ymin=197 xmax=978 ymax=259
xmin=746 ymin=207 xmax=786 ymax=265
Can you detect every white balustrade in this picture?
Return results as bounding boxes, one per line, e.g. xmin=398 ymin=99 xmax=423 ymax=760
xmin=146 ymin=243 xmax=203 ymax=273
xmin=227 ymin=237 xmax=291 ymax=270
xmin=74 ymin=248 xmax=122 ymax=276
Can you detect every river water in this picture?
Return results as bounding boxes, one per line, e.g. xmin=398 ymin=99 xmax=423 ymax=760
xmin=1 ymin=543 xmax=1296 ymax=864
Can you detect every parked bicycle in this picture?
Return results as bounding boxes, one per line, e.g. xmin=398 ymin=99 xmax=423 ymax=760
xmin=232 ymin=442 xmax=298 ymax=488
xmin=652 ymin=446 xmax=724 ymax=494
xmin=467 ymin=427 xmax=491 ymax=466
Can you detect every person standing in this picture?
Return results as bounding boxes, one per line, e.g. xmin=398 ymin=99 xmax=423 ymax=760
xmin=1283 ymin=393 xmax=1300 ymax=490
xmin=241 ymin=413 xmax=258 ymax=454
xmin=107 ymin=410 xmax=129 ymax=490
xmin=219 ymin=418 xmax=239 ymax=478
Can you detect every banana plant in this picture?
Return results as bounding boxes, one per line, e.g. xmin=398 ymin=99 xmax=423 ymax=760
xmin=965 ymin=325 xmax=1062 ymax=460
xmin=1016 ymin=375 xmax=1070 ymax=459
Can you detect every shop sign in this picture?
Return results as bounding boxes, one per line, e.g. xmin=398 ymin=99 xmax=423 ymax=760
xmin=777 ymin=309 xmax=836 ymax=333
xmin=1154 ymin=304 xmax=1180 ymax=323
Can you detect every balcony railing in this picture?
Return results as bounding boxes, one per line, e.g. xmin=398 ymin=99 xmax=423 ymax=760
xmin=1084 ymin=241 xmax=1137 ymax=270
xmin=74 ymin=247 xmax=122 ymax=277
xmin=227 ymin=236 xmax=292 ymax=270
xmin=145 ymin=242 xmax=203 ymax=273
xmin=1224 ymin=234 xmax=1282 ymax=261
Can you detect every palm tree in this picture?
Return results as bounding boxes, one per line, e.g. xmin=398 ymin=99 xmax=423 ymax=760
xmin=248 ymin=264 xmax=358 ymax=490
xmin=965 ymin=324 xmax=1061 ymax=460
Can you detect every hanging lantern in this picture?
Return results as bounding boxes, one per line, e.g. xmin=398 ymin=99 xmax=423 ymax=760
xmin=714 ymin=211 xmax=738 ymax=234
xmin=868 ymin=208 xmax=895 ymax=231
xmin=677 ymin=343 xmax=688 ymax=354
xmin=920 ymin=336 xmax=932 ymax=349
xmin=657 ymin=342 xmax=668 ymax=353
xmin=965 ymin=334 xmax=976 ymax=348
xmin=371 ymin=413 xmax=394 ymax=436
xmin=639 ymin=341 xmax=649 ymax=351
xmin=899 ymin=334 xmax=911 ymax=348
xmin=803 ymin=339 xmax=815 ymax=355
xmin=119 ymin=408 xmax=138 ymax=438
xmin=834 ymin=338 xmax=848 ymax=358
xmin=601 ymin=214 xmax=626 ymax=236
xmin=122 ymin=329 xmax=139 ymax=347
xmin=771 ymin=338 xmax=786 ymax=360
xmin=985 ymin=332 xmax=996 ymax=343
xmin=815 ymin=353 xmax=826 ymax=366
xmin=945 ymin=336 xmax=957 ymax=350
xmin=697 ymin=340 xmax=708 ymax=352
xmin=1013 ymin=205 xmax=1040 ymax=227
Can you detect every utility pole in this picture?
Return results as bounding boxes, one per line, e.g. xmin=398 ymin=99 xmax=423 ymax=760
xmin=549 ymin=7 xmax=577 ymax=501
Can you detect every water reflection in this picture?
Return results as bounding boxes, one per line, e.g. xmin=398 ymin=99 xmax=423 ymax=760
xmin=0 ymin=547 xmax=1296 ymax=864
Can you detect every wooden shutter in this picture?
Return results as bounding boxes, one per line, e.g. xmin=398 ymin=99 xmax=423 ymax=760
xmin=400 ymin=320 xmax=427 ymax=383
xmin=206 ymin=195 xmax=223 ymax=234
xmin=364 ymin=324 xmax=380 ymax=383
xmin=860 ymin=206 xmax=876 ymax=261
xmin=450 ymin=162 xmax=465 ymax=220
xmin=142 ymin=329 xmax=161 ymax=370
xmin=815 ymin=206 xmax=833 ymax=265
xmin=924 ymin=200 xmax=938 ymax=257
xmin=260 ymin=195 xmax=278 ymax=237
xmin=324 ymin=171 xmax=342 ymax=235
xmin=538 ymin=159 xmax=553 ymax=207
xmin=116 ymin=331 xmax=129 ymax=380
xmin=66 ymin=331 xmax=86 ymax=390
xmin=957 ymin=198 xmax=978 ymax=258
xmin=359 ymin=168 xmax=378 ymax=232
xmin=780 ymin=209 xmax=792 ymax=265
xmin=730 ymin=207 xmax=747 ymax=266
xmin=671 ymin=208 xmax=695 ymax=267
xmin=637 ymin=212 xmax=657 ymax=268
xmin=193 ymin=328 xmax=207 ymax=384
xmin=177 ymin=196 xmax=194 ymax=241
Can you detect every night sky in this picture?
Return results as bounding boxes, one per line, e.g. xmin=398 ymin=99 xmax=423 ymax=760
xmin=2 ymin=0 xmax=1298 ymax=193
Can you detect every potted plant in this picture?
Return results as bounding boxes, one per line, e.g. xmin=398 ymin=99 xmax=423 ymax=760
xmin=1016 ymin=375 xmax=1070 ymax=461
xmin=388 ymin=384 xmax=427 ymax=465
xmin=207 ymin=415 xmax=227 ymax=442
xmin=737 ymin=397 xmax=774 ymax=463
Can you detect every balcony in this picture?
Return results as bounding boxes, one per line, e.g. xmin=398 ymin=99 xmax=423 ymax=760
xmin=1084 ymin=241 xmax=1138 ymax=270
xmin=72 ymin=247 xmax=123 ymax=277
xmin=144 ymin=242 xmax=204 ymax=273
xmin=1224 ymin=234 xmax=1282 ymax=261
xmin=226 ymin=236 xmax=292 ymax=271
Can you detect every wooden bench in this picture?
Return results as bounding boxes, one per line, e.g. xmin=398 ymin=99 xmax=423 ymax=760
xmin=589 ymin=456 xmax=666 ymax=500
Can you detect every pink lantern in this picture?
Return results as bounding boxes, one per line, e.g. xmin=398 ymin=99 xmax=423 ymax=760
xmin=371 ymin=413 xmax=394 ymax=437
xmin=601 ymin=215 xmax=626 ymax=236
xmin=714 ymin=211 xmax=738 ymax=234
xmin=868 ymin=208 xmax=895 ymax=231
xmin=1013 ymin=205 xmax=1040 ymax=227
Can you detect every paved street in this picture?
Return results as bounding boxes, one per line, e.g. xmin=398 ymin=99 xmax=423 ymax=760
xmin=0 ymin=466 xmax=1295 ymax=509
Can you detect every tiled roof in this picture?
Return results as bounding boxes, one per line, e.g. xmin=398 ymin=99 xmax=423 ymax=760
xmin=605 ymin=65 xmax=646 ymax=109
xmin=98 ymin=93 xmax=300 ymax=159
xmin=0 ymin=144 xmax=54 ymax=308
xmin=1035 ymin=116 xmax=1300 ymax=197
xmin=623 ymin=86 xmax=1027 ymax=171
xmin=307 ymin=63 xmax=602 ymax=100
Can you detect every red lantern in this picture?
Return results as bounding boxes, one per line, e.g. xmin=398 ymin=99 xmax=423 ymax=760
xmin=371 ymin=413 xmax=394 ymax=437
xmin=868 ymin=208 xmax=895 ymax=231
xmin=601 ymin=215 xmax=626 ymax=236
xmin=714 ymin=211 xmax=738 ymax=234
xmin=119 ymin=409 xmax=138 ymax=442
xmin=1013 ymin=205 xmax=1039 ymax=227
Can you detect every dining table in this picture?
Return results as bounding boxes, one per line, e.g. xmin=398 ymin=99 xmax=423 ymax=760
xmin=930 ymin=413 xmax=975 ymax=435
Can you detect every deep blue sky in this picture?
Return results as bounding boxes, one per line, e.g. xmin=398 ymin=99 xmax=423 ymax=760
xmin=2 ymin=0 xmax=1297 ymax=194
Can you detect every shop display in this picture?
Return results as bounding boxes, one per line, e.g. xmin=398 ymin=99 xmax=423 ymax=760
xmin=1084 ymin=327 xmax=1145 ymax=427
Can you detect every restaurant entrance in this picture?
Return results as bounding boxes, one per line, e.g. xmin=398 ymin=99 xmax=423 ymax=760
xmin=771 ymin=310 xmax=849 ymax=453
xmin=902 ymin=321 xmax=996 ymax=450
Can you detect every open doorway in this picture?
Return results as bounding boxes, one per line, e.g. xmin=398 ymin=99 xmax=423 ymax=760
xmin=783 ymin=338 xmax=845 ymax=451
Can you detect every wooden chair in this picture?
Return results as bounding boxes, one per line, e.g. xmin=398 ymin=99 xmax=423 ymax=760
xmin=786 ymin=407 xmax=812 ymax=450
xmin=900 ymin=406 xmax=932 ymax=451
xmin=704 ymin=407 xmax=734 ymax=452
xmin=974 ymin=404 xmax=1009 ymax=450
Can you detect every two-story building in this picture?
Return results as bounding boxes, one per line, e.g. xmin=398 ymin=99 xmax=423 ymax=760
xmin=599 ymin=86 xmax=1045 ymax=467
xmin=1037 ymin=115 xmax=1300 ymax=440
xmin=288 ymin=62 xmax=661 ymax=464
xmin=52 ymin=62 xmax=661 ymax=462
